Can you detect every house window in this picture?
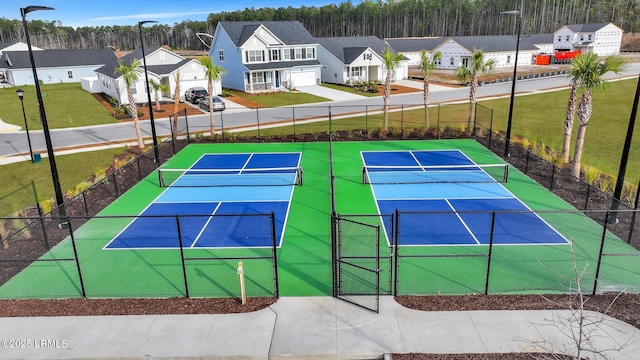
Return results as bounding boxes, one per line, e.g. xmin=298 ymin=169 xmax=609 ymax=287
xmin=283 ymin=48 xmax=290 ymax=60
xmin=588 ymin=34 xmax=592 ymax=41
xmin=271 ymin=49 xmax=280 ymax=61
xmin=295 ymin=48 xmax=302 ymax=60
xmin=305 ymin=47 xmax=315 ymax=59
xmin=580 ymin=35 xmax=584 ymax=41
xmin=130 ymin=84 xmax=137 ymax=95
xmin=246 ymin=50 xmax=264 ymax=62
xmin=67 ymin=70 xmax=73 ymax=79
xmin=450 ymin=57 xmax=454 ymax=66
xmin=565 ymin=35 xmax=570 ymax=41
xmin=219 ymin=50 xmax=224 ymax=61
xmin=351 ymin=67 xmax=362 ymax=76
xmin=506 ymin=55 xmax=511 ymax=64
xmin=557 ymin=36 xmax=562 ymax=42
xmin=252 ymin=72 xmax=265 ymax=83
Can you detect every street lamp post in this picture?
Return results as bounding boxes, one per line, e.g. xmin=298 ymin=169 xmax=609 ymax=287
xmin=501 ymin=10 xmax=522 ymax=158
xmin=15 ymin=88 xmax=34 ymax=162
xmin=138 ymin=20 xmax=159 ymax=163
xmin=21 ymin=6 xmax=66 ymax=218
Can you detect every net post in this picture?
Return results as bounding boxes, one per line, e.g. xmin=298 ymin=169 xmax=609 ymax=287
xmin=503 ymin=164 xmax=509 ymax=183
xmin=158 ymin=170 xmax=163 ymax=188
xmin=362 ymin=166 xmax=367 ymax=184
xmin=238 ymin=261 xmax=246 ymax=305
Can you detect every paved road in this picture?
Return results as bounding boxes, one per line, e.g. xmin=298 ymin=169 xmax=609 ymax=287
xmin=1 ymin=63 xmax=639 ymax=159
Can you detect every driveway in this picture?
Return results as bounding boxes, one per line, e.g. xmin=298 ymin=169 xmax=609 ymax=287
xmin=297 ymin=85 xmax=365 ymax=102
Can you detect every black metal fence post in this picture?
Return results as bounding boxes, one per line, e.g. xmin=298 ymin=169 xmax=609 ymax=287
xmin=484 ymin=212 xmax=496 ymax=295
xmin=331 ymin=213 xmax=338 ymax=297
xmin=394 ymin=209 xmax=400 ymax=295
xmin=292 ymin=107 xmax=296 ymax=140
xmin=176 ymin=216 xmax=189 ymax=298
xmin=271 ymin=212 xmax=280 ymax=297
xmin=256 ymin=108 xmax=261 ymax=142
xmin=592 ymin=211 xmax=611 ymax=295
xmin=67 ymin=218 xmax=86 ymax=298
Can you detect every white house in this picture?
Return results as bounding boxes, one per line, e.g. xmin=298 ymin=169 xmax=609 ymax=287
xmin=0 ymin=42 xmax=42 ymax=56
xmin=209 ymin=21 xmax=322 ymax=93
xmin=553 ymin=23 xmax=623 ymax=56
xmin=316 ymin=36 xmax=409 ymax=84
xmin=0 ymin=49 xmax=114 ymax=86
xmin=93 ymin=46 xmax=218 ymax=105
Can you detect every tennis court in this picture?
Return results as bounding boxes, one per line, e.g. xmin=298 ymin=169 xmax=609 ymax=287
xmin=362 ymin=149 xmax=569 ymax=246
xmin=105 ymin=152 xmax=301 ymax=249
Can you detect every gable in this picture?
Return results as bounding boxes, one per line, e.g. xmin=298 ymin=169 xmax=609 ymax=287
xmin=219 ymin=21 xmax=316 ymax=47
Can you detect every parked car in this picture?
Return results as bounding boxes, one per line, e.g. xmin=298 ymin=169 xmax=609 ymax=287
xmin=184 ymin=87 xmax=208 ymax=103
xmin=199 ymin=96 xmax=226 ymax=112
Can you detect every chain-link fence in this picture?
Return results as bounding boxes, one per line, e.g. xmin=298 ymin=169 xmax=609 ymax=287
xmin=0 ymin=213 xmax=279 ymax=299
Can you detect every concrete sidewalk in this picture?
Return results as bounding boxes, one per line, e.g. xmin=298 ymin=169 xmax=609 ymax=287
xmin=0 ymin=297 xmax=638 ymax=359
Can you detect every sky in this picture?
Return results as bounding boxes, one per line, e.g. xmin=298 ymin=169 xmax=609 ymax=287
xmin=4 ymin=0 xmax=342 ymax=28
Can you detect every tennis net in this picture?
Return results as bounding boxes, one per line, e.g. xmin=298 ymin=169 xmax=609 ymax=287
xmin=158 ymin=167 xmax=303 ymax=187
xmin=362 ymin=163 xmax=509 ymax=185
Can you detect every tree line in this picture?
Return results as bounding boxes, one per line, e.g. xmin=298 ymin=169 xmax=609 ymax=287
xmin=1 ymin=0 xmax=639 ymax=51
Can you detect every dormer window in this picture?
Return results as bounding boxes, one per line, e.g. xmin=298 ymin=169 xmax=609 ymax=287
xmin=246 ymin=50 xmax=264 ymax=62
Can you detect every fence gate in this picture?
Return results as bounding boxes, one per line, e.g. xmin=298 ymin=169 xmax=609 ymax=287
xmin=333 ymin=215 xmax=381 ymax=313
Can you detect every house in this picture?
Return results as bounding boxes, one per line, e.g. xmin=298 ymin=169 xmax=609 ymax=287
xmin=553 ymin=23 xmax=623 ymax=56
xmin=0 ymin=48 xmax=112 ymax=86
xmin=0 ymin=42 xmax=42 ymax=56
xmin=93 ymin=46 xmax=218 ymax=105
xmin=384 ymin=37 xmax=444 ymax=66
xmin=209 ymin=21 xmax=322 ymax=93
xmin=316 ymin=36 xmax=409 ymax=85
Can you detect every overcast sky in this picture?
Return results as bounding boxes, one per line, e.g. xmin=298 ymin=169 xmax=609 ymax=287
xmin=3 ymin=0 xmax=341 ymax=28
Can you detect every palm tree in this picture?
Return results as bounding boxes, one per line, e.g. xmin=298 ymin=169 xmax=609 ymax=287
xmin=114 ymin=58 xmax=144 ymax=149
xmin=561 ymin=74 xmax=580 ymax=164
xmin=570 ymin=53 xmax=626 ymax=179
xmin=200 ymin=56 xmax=226 ymax=134
xmin=149 ymin=79 xmax=168 ymax=112
xmin=418 ymin=50 xmax=442 ymax=128
xmin=455 ymin=49 xmax=495 ymax=131
xmin=381 ymin=47 xmax=404 ymax=129
xmin=172 ymin=70 xmax=183 ymax=134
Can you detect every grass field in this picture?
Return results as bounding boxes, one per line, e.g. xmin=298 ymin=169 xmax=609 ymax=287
xmin=2 ymin=140 xmax=638 ymax=299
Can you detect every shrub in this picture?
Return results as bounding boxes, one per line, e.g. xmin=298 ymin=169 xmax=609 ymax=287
xmin=582 ymin=165 xmax=601 ymax=185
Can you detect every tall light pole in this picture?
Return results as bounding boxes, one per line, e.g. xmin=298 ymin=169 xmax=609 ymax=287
xmin=21 ymin=6 xmax=66 ymax=218
xmin=501 ymin=10 xmax=521 ymax=158
xmin=15 ymin=88 xmax=34 ymax=162
xmin=609 ymin=72 xmax=640 ymax=220
xmin=138 ymin=20 xmax=159 ymax=163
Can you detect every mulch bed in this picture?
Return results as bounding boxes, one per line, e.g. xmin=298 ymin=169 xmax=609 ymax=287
xmin=91 ymin=93 xmax=203 ymax=121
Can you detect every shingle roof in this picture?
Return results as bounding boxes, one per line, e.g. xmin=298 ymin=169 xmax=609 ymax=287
xmin=385 ymin=37 xmax=444 ymax=52
xmin=94 ymin=46 xmax=163 ymax=77
xmin=565 ymin=23 xmax=611 ymax=33
xmin=0 ymin=43 xmax=13 ymax=51
xmin=0 ymin=49 xmax=116 ymax=69
xmin=443 ymin=35 xmax=545 ymax=53
xmin=146 ymin=58 xmax=191 ymax=76
xmin=219 ymin=21 xmax=317 ymax=47
xmin=316 ymin=36 xmax=391 ymax=63
xmin=245 ymin=59 xmax=320 ymax=71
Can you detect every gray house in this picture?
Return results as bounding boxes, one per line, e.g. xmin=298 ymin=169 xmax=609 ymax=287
xmin=0 ymin=49 xmax=116 ymax=86
xmin=209 ymin=21 xmax=322 ymax=93
xmin=316 ymin=36 xmax=409 ymax=85
xmin=385 ymin=37 xmax=444 ymax=66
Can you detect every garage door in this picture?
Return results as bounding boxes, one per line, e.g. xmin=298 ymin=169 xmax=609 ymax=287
xmin=291 ymin=71 xmax=316 ymax=87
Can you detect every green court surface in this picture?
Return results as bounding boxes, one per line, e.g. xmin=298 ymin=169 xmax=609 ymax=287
xmin=1 ymin=139 xmax=640 ymax=299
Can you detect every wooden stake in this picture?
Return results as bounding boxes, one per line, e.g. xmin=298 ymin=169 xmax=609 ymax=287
xmin=237 ymin=261 xmax=246 ymax=305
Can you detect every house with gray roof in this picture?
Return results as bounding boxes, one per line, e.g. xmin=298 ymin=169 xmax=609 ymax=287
xmin=209 ymin=21 xmax=321 ymax=93
xmin=384 ymin=37 xmax=444 ymax=66
xmin=93 ymin=46 xmax=216 ymax=105
xmin=316 ymin=36 xmax=409 ymax=85
xmin=0 ymin=48 xmax=112 ymax=86
xmin=553 ymin=23 xmax=622 ymax=56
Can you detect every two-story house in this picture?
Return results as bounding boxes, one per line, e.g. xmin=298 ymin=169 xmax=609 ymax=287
xmin=553 ymin=23 xmax=623 ymax=56
xmin=93 ymin=46 xmax=216 ymax=105
xmin=316 ymin=36 xmax=409 ymax=85
xmin=209 ymin=21 xmax=321 ymax=93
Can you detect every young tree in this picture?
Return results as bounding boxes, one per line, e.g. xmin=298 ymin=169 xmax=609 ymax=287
xmin=418 ymin=49 xmax=442 ymax=128
xmin=570 ymin=53 xmax=626 ymax=179
xmin=148 ymin=79 xmax=168 ymax=112
xmin=561 ymin=65 xmax=583 ymax=164
xmin=114 ymin=58 xmax=144 ymax=149
xmin=455 ymin=49 xmax=495 ymax=130
xmin=200 ymin=56 xmax=227 ymax=134
xmin=381 ymin=47 xmax=404 ymax=129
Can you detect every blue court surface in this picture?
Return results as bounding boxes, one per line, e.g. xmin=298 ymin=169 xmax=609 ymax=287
xmin=362 ymin=150 xmax=569 ymax=246
xmin=105 ymin=152 xmax=301 ymax=249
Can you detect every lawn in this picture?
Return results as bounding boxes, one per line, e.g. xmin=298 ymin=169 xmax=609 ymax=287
xmin=227 ymin=89 xmax=329 ymax=107
xmin=0 ymin=83 xmax=117 ymax=130
xmin=322 ymin=83 xmax=379 ymax=97
xmin=0 ymin=147 xmax=128 ymax=216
